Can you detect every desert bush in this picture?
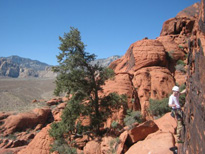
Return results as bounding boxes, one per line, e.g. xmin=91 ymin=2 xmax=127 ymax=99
xmin=124 ymin=109 xmax=142 ymax=126
xmin=109 ymin=137 xmax=121 ymax=154
xmin=50 ymin=139 xmax=77 ymax=154
xmin=111 ymin=121 xmax=119 ymax=129
xmin=7 ymin=133 xmax=17 ymax=140
xmin=178 ymin=45 xmax=184 ymax=49
xmin=167 ymin=50 xmax=174 ymax=59
xmin=175 ymin=64 xmax=186 ymax=73
xmin=149 ymin=98 xmax=171 ymax=117
xmin=175 ymin=60 xmax=186 ymax=73
xmin=176 ymin=60 xmax=185 ymax=65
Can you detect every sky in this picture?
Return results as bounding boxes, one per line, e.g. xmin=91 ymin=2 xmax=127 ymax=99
xmin=0 ymin=0 xmax=200 ymax=66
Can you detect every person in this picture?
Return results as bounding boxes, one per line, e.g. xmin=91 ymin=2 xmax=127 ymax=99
xmin=168 ymin=86 xmax=186 ymax=143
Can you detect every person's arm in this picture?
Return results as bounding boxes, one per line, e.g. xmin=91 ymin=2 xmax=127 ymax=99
xmin=180 ymin=89 xmax=186 ymax=95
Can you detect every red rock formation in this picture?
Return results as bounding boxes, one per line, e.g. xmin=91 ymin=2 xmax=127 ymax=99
xmin=0 ymin=108 xmax=51 ymax=136
xmin=160 ymin=17 xmax=196 ymax=36
xmin=102 ymin=73 xmax=140 ymax=110
xmin=176 ymin=2 xmax=200 ymax=18
xmin=125 ymin=132 xmax=175 ymax=154
xmin=154 ymin=112 xmax=177 ymax=134
xmin=132 ymin=66 xmax=175 ymax=116
xmin=100 ymin=136 xmax=116 ymax=154
xmin=0 ymin=146 xmax=26 ymax=154
xmin=0 ymin=112 xmax=14 ymax=120
xmin=127 ymin=120 xmax=159 ymax=144
xmin=46 ymin=98 xmax=63 ymax=106
xmin=52 ymin=102 xmax=67 ymax=121
xmin=18 ymin=125 xmax=53 ymax=154
xmin=83 ymin=140 xmax=101 ymax=154
xmin=116 ymin=131 xmax=129 ymax=154
xmin=110 ymin=39 xmax=167 ymax=74
xmin=178 ymin=1 xmax=205 ymax=153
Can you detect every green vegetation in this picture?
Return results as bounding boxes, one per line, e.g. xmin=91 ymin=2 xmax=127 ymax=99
xmin=149 ymin=97 xmax=171 ymax=117
xmin=175 ymin=59 xmax=186 ymax=73
xmin=179 ymin=84 xmax=186 ymax=106
xmin=111 ymin=121 xmax=119 ymax=129
xmin=176 ymin=60 xmax=185 ymax=66
xmin=49 ymin=27 xmax=127 ymax=153
xmin=109 ymin=137 xmax=121 ymax=154
xmin=178 ymin=45 xmax=184 ymax=50
xmin=123 ymin=109 xmax=142 ymax=127
xmin=50 ymin=140 xmax=77 ymax=154
xmin=6 ymin=133 xmax=17 ymax=140
xmin=168 ymin=50 xmax=174 ymax=59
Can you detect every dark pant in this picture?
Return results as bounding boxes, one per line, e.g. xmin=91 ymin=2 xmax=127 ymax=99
xmin=171 ymin=108 xmax=183 ymax=139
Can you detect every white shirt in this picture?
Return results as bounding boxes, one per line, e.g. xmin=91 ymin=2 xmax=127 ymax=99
xmin=168 ymin=94 xmax=180 ymax=109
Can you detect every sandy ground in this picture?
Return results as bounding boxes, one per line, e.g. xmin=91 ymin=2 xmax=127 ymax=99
xmin=0 ymin=78 xmax=56 ymax=112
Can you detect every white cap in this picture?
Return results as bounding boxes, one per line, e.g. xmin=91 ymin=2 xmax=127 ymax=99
xmin=172 ymin=86 xmax=179 ymax=92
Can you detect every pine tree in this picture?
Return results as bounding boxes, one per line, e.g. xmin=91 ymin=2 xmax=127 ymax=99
xmin=49 ymin=27 xmax=127 ymax=145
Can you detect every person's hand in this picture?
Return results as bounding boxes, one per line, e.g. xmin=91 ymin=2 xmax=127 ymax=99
xmin=172 ymin=104 xmax=176 ymax=108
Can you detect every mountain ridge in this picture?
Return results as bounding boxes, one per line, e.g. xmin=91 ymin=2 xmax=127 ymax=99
xmin=0 ymin=55 xmax=121 ymax=78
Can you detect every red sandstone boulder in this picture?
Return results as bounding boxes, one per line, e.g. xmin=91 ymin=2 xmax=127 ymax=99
xmin=154 ymin=112 xmax=177 ymax=134
xmin=83 ymin=140 xmax=101 ymax=154
xmin=116 ymin=131 xmax=129 ymax=154
xmin=52 ymin=102 xmax=67 ymax=121
xmin=109 ymin=39 xmax=167 ymax=74
xmin=46 ymin=98 xmax=62 ymax=106
xmin=125 ymin=132 xmax=175 ymax=154
xmin=127 ymin=120 xmax=159 ymax=144
xmin=160 ymin=17 xmax=195 ymax=36
xmin=157 ymin=35 xmax=185 ymax=61
xmin=100 ymin=136 xmax=118 ymax=154
xmin=16 ymin=131 xmax=36 ymax=142
xmin=0 ymin=112 xmax=14 ymax=120
xmin=0 ymin=146 xmax=26 ymax=154
xmin=0 ymin=108 xmax=51 ymax=136
xmin=18 ymin=124 xmax=53 ymax=154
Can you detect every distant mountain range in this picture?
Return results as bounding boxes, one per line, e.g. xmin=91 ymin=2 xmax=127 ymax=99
xmin=0 ymin=55 xmax=120 ymax=78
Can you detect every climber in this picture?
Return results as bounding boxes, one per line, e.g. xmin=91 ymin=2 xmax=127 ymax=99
xmin=168 ymin=86 xmax=186 ymax=143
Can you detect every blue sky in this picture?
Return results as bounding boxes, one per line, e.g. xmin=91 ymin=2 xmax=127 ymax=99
xmin=0 ymin=0 xmax=199 ymax=65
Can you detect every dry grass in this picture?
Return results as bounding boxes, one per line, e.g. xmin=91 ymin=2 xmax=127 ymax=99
xmin=0 ymin=78 xmax=56 ymax=112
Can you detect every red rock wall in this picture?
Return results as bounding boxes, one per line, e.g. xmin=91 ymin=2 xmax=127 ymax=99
xmin=180 ymin=37 xmax=205 ymax=154
xmin=179 ymin=1 xmax=205 ymax=152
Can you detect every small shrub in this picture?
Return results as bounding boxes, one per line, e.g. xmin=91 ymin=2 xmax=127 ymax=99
xmin=7 ymin=134 xmax=17 ymax=140
xmin=50 ymin=139 xmax=77 ymax=154
xmin=176 ymin=60 xmax=185 ymax=66
xmin=149 ymin=98 xmax=171 ymax=117
xmin=111 ymin=121 xmax=119 ymax=129
xmin=109 ymin=137 xmax=121 ymax=154
xmin=167 ymin=50 xmax=174 ymax=59
xmin=179 ymin=45 xmax=184 ymax=49
xmin=124 ymin=110 xmax=142 ymax=126
xmin=175 ymin=64 xmax=186 ymax=73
